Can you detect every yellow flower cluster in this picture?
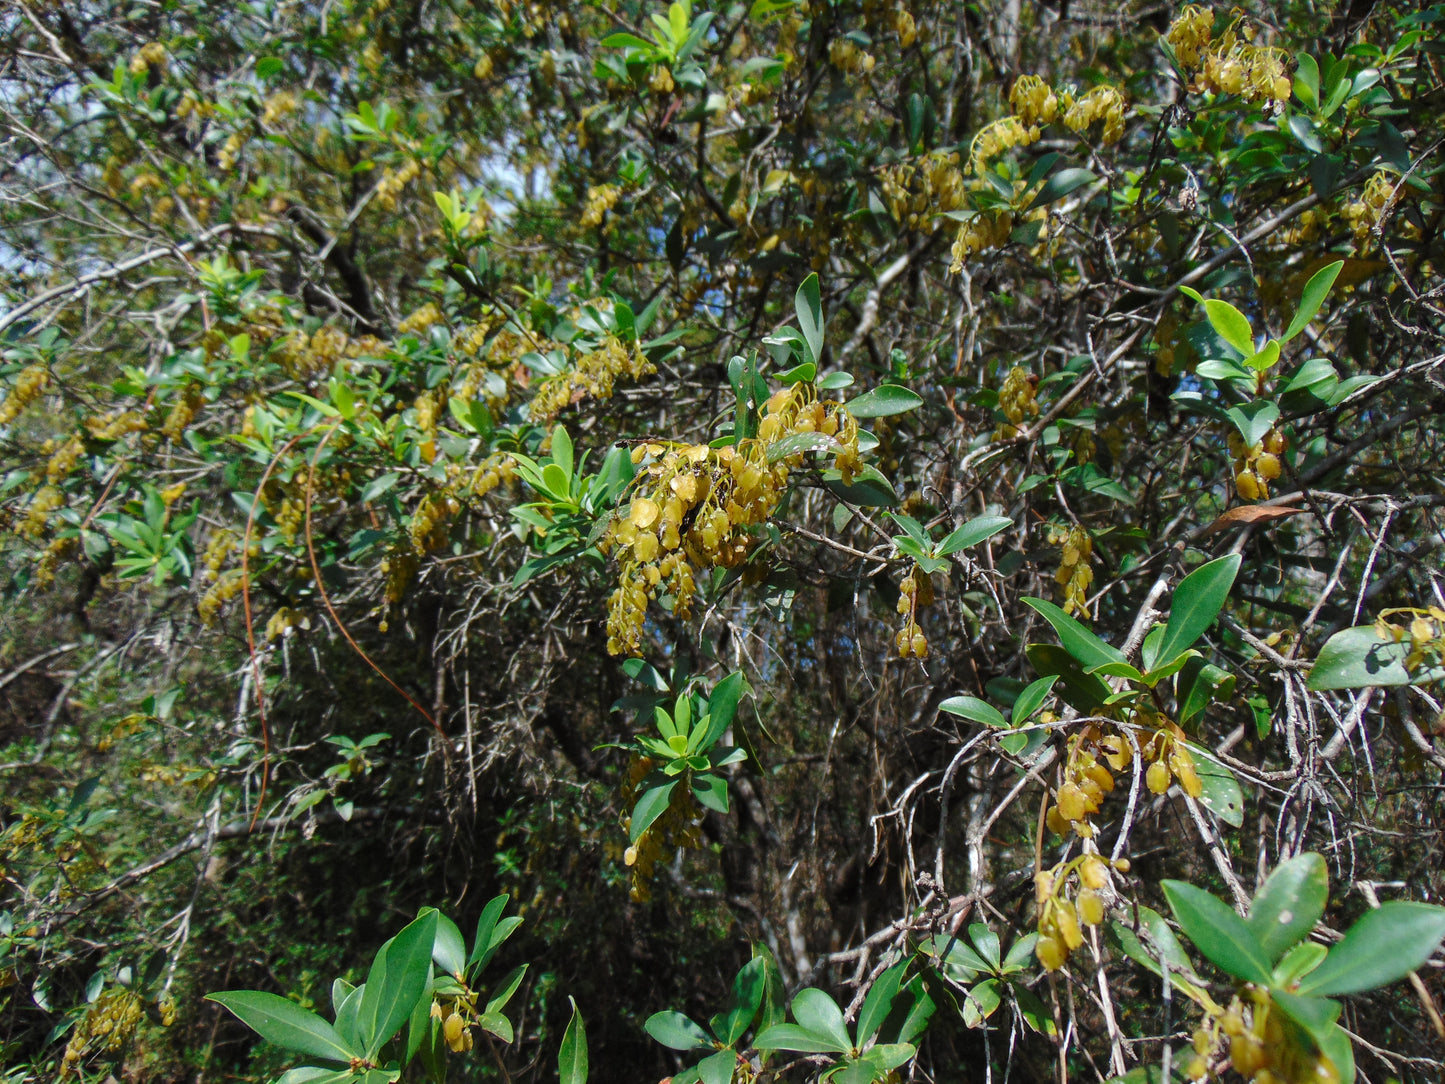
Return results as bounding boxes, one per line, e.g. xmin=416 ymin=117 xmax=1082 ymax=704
xmin=1374 ymin=606 xmax=1445 ymax=674
xmin=1167 ymin=7 xmax=1292 ymax=103
xmin=948 ymin=211 xmax=1014 ymax=272
xmin=1164 ymin=5 xmax=1215 ymax=69
xmin=1009 ymin=75 xmax=1059 ymax=128
xmin=199 ymin=570 xmax=245 ymax=625
xmin=620 ymin=756 xmax=703 ymax=902
xmin=1142 ymin=725 xmax=1203 ymax=798
xmin=880 ymin=151 xmax=966 ymax=230
xmin=1046 ymin=729 xmax=1130 ymax=838
xmin=408 ymin=493 xmax=461 ymax=553
xmin=1049 ymin=523 xmax=1093 ymax=617
xmin=276 ymin=324 xmax=351 ymax=382
xmin=893 ymin=6 xmax=916 ymax=47
xmin=0 ymin=365 xmax=50 ymax=425
xmin=1189 ymin=989 xmax=1342 ymax=1083
xmin=1061 ymin=86 xmax=1127 ymax=143
xmin=85 ymin=410 xmax=147 ymax=442
xmin=128 ymin=42 xmax=168 ymax=76
xmin=1034 ymin=854 xmax=1128 ymax=971
xmin=530 ymin=334 xmax=655 ymax=423
xmin=397 ymin=302 xmax=443 ymax=336
xmin=44 ymin=434 xmax=84 ymax=482
xmin=261 ymin=91 xmax=299 ymax=126
xmin=895 ymin=564 xmax=932 ymax=658
xmin=19 ymin=485 xmax=64 ymax=539
xmin=1229 ymin=427 xmax=1285 ymax=502
xmin=61 ymin=989 xmax=144 ymax=1075
xmin=969 ymin=115 xmax=1040 ymax=175
xmin=161 ymin=387 xmax=204 ymax=443
xmin=602 ymin=384 xmax=861 ymax=656
xmin=649 ymin=65 xmax=674 ymax=95
xmin=1342 ymin=170 xmax=1395 ymax=251
xmin=376 ymin=158 xmax=421 ymax=212
xmin=828 ymin=39 xmax=876 ymax=75
xmin=580 ymin=184 xmax=620 ymax=228
xmin=996 ymin=365 xmax=1039 ymax=438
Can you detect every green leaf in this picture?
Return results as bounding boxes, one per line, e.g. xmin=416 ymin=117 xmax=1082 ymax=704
xmin=715 ymin=957 xmax=766 ymax=1047
xmin=921 ymin=933 xmax=989 ymax=980
xmin=968 ymin=924 xmax=1001 ymax=969
xmin=696 ymin=1048 xmax=736 ymax=1084
xmin=961 ymin=978 xmax=1001 ymax=1028
xmin=1271 ymin=989 xmax=1341 ymax=1047
xmin=937 ymin=515 xmax=1012 ymax=556
xmin=789 ymin=988 xmax=852 ymax=1052
xmin=1274 ymin=941 xmax=1328 ymax=987
xmin=1011 ymin=675 xmax=1058 ymax=727
xmin=1294 ymin=53 xmax=1320 ymax=110
xmin=823 ymin=464 xmax=899 ymax=506
xmin=937 ymin=694 xmax=1006 ymax=728
xmin=691 ymin=771 xmax=730 ymax=813
xmin=1243 ymin=339 xmax=1280 ymax=373
xmin=1110 ymin=906 xmax=1200 ymax=984
xmin=478 ymin=1010 xmax=513 ymax=1043
xmin=1175 ymin=658 xmax=1236 ymax=728
xmin=1297 ymin=902 xmax=1445 ymax=997
xmin=1247 ymin=853 xmax=1328 ymax=963
xmin=467 ymin=895 xmax=509 ymax=971
xmin=1025 ymin=644 xmax=1112 ymax=712
xmin=550 ymin=425 xmax=574 ymax=481
xmin=645 ymin=1011 xmax=712 ymax=1051
xmin=1224 ymin=402 xmax=1280 ymax=450
xmin=630 ymin=782 xmax=679 ymax=843
xmin=1022 ymin=597 xmax=1126 ymax=669
xmin=357 ymin=910 xmax=437 ymax=1057
xmin=1282 ymin=261 xmax=1344 ymax=343
xmin=558 ymin=998 xmax=589 ymax=1084
xmin=845 ymin=384 xmax=924 ymax=418
xmin=1026 ymin=167 xmax=1096 ymax=210
xmin=425 ymin=910 xmax=466 ymax=978
xmin=1162 ymin=880 xmax=1273 ymax=985
xmin=753 ymin=1023 xmax=849 ymax=1054
xmin=1199 ymin=298 xmax=1256 ymax=357
xmin=795 ymin=274 xmax=824 ymax=368
xmin=205 ymin=992 xmax=359 ymax=1065
xmin=1189 ymin=744 xmax=1245 ymax=827
xmin=855 ymin=962 xmax=905 ymax=1045
xmin=1307 ymin=625 xmax=1445 ymax=690
xmin=485 ymin=963 xmax=527 ymax=1015
xmin=753 ymin=942 xmax=787 ymax=1034
xmin=1153 ymin=555 xmax=1241 ymax=668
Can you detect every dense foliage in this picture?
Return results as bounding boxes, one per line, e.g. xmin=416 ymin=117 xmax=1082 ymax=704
xmin=4 ymin=0 xmax=1445 ymax=1082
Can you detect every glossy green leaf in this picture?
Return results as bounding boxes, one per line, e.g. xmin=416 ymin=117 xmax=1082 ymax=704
xmin=795 ymin=273 xmax=824 ymax=368
xmin=1153 ymin=555 xmax=1241 ymax=668
xmin=765 ymin=430 xmax=845 ymax=463
xmin=1011 ymin=675 xmax=1058 ymax=726
xmin=753 ymin=1022 xmax=849 ymax=1054
xmin=645 ymin=1011 xmax=712 ymax=1051
xmin=937 ymin=515 xmax=1012 ymax=556
xmin=1162 ymin=880 xmax=1272 ymax=984
xmin=559 ymin=997 xmax=589 ymax=1084
xmin=855 ymin=962 xmax=905 ymax=1046
xmin=1025 ymin=644 xmax=1113 ymax=712
xmin=1175 ymin=657 xmax=1236 ymax=728
xmin=1271 ymin=989 xmax=1340 ymax=1047
xmin=1247 ymin=853 xmax=1328 ymax=962
xmin=1199 ymin=297 xmax=1256 ymax=357
xmin=937 ymin=695 xmax=1006 ymax=728
xmin=961 ymin=977 xmax=1001 ymax=1028
xmin=1297 ymin=902 xmax=1445 ymax=996
xmin=1224 ymin=401 xmax=1280 ymax=450
xmin=1188 ymin=743 xmax=1245 ymax=827
xmin=714 ymin=957 xmax=766 ymax=1047
xmin=789 ymin=988 xmax=852 ymax=1052
xmin=1282 ymin=261 xmax=1345 ymax=343
xmin=697 ymin=671 xmax=748 ymax=750
xmin=426 ymin=910 xmax=466 ymax=978
xmin=356 ymin=910 xmax=437 ymax=1057
xmin=1026 ymin=167 xmax=1096 ymax=210
xmin=846 ymin=384 xmax=924 ymax=418
xmin=630 ymin=781 xmax=678 ymax=843
xmin=1274 ymin=941 xmax=1328 ymax=987
xmin=1022 ymin=597 xmax=1126 ymax=669
xmin=1307 ymin=625 xmax=1445 ymax=690
xmin=205 ymin=992 xmax=359 ymax=1065
xmin=691 ymin=771 xmax=730 ymax=813
xmin=696 ymin=1048 xmax=736 ymax=1084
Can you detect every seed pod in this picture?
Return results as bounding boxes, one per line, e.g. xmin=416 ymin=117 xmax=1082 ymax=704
xmin=444 ymin=1012 xmax=465 ymax=1049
